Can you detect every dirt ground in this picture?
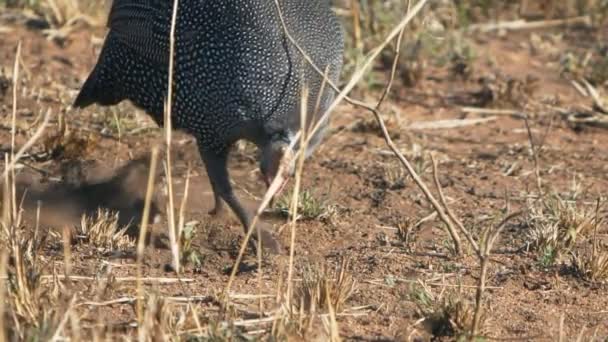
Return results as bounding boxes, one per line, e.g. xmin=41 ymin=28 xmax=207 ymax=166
xmin=1 ymin=9 xmax=608 ymax=341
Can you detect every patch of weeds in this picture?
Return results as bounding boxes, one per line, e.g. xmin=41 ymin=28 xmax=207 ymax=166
xmin=434 ymin=32 xmax=478 ymax=78
xmin=276 ymin=189 xmax=336 ymax=222
xmin=525 ymin=196 xmax=595 ymax=267
xmin=294 ymin=258 xmax=356 ymax=314
xmin=180 ymin=220 xmax=204 ymax=270
xmin=588 ymin=55 xmax=608 ymax=87
xmin=428 ymin=20 xmax=479 ymax=81
xmin=413 ymin=152 xmax=431 ymax=177
xmin=396 ymin=218 xmax=415 ymax=249
xmin=366 ymin=161 xmax=408 ymax=191
xmin=375 ymin=231 xmax=390 ymax=246
xmin=395 ymin=39 xmax=426 ymax=87
xmin=570 ymin=248 xmax=608 ymax=283
xmin=443 ymin=236 xmax=464 ymax=256
xmin=560 ymin=51 xmax=587 ymax=80
xmin=569 ymin=210 xmax=608 ymax=283
xmin=0 ymin=68 xmax=10 ymax=98
xmin=271 ymin=258 xmax=354 ymax=340
xmin=76 ymin=209 xmax=134 ymax=253
xmin=538 ymin=245 xmax=559 ymax=268
xmin=560 ymin=47 xmax=608 ymax=87
xmin=1 ymin=0 xmax=109 ymax=28
xmin=391 ymin=25 xmax=477 ymax=85
xmin=94 ymin=106 xmax=146 ymax=137
xmin=441 ymin=261 xmax=461 ymax=273
xmin=0 ymin=0 xmax=42 ymax=10
xmin=454 ymin=0 xmax=510 ymax=24
xmin=41 ymin=128 xmax=99 ymax=161
xmin=185 ymin=322 xmax=252 ymax=341
xmin=350 ymin=110 xmax=403 ymax=140
xmin=0 ymin=221 xmax=68 ymax=341
xmin=588 ymin=1 xmax=608 ymax=25
xmin=342 ymin=0 xmax=472 ymax=91
xmin=470 ymin=73 xmax=539 ymax=108
xmin=409 ymin=282 xmax=482 ymax=339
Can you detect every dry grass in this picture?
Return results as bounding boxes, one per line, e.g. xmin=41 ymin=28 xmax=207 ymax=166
xmin=0 ymin=191 xmax=64 ymax=340
xmin=276 ymin=189 xmax=337 ymax=222
xmin=272 ymin=258 xmax=356 ymax=341
xmin=0 ymin=0 xmax=109 ymax=26
xmin=293 ymin=259 xmax=356 ymax=314
xmin=525 ymin=195 xmax=596 ymax=266
xmin=76 ymin=209 xmax=134 ymax=253
xmin=571 ymin=248 xmax=608 ymax=283
xmin=409 ymin=282 xmax=483 ymax=338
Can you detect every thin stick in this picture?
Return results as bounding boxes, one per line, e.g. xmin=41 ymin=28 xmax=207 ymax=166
xmin=189 ymin=303 xmax=204 ymax=336
xmin=136 ymin=147 xmax=160 ymax=328
xmin=575 ymin=325 xmax=587 ymax=342
xmin=81 ymin=294 xmax=214 ymax=307
xmin=592 ymin=198 xmax=601 ymax=258
xmin=8 ymin=41 xmax=21 ymax=224
xmin=11 ymin=42 xmax=21 ymax=162
xmin=165 ymin=0 xmax=181 ymax=274
xmin=430 ymin=153 xmax=463 ymax=254
xmin=472 ymin=230 xmax=490 ymax=336
xmin=351 ymin=0 xmax=362 ymax=51
xmin=62 ymin=226 xmax=72 ymax=279
xmin=375 ymin=4 xmax=408 ymax=110
xmin=287 ymin=86 xmax=311 ymax=306
xmin=256 ymin=149 xmax=266 ymax=315
xmin=326 ymin=288 xmax=341 ymax=342
xmin=471 ymin=211 xmax=522 ymax=336
xmin=0 ymin=252 xmax=7 ymax=342
xmin=461 ymin=107 xmax=524 ymax=117
xmin=467 ymin=15 xmax=591 ymax=33
xmin=10 ymin=157 xmax=16 ymax=225
xmin=0 ymin=274 xmax=195 ymax=283
xmin=177 ymin=167 xmax=191 ymax=248
xmin=2 ymin=154 xmax=9 ymax=226
xmin=256 ymin=228 xmax=263 ymax=314
xmin=49 ymin=297 xmax=76 ymax=342
xmin=2 ymin=109 xmax=51 ymax=183
xmin=558 ymin=313 xmax=565 ymax=342
xmin=524 ymin=117 xmax=543 ymax=197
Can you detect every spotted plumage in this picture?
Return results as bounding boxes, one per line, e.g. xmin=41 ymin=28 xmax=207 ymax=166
xmin=74 ymin=0 xmax=344 ymax=252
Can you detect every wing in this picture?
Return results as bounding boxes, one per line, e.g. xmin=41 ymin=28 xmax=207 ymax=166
xmin=107 ymin=0 xmax=184 ymax=66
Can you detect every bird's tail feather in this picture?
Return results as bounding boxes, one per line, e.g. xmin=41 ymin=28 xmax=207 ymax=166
xmin=73 ymin=37 xmax=125 ymax=108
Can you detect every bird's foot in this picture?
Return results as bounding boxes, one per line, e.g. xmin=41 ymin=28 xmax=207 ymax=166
xmin=208 ymin=201 xmax=224 ymax=216
xmin=251 ymin=227 xmax=282 ymax=255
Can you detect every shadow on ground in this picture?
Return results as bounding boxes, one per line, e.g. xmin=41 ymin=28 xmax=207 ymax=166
xmin=16 ymin=156 xmax=162 ymax=237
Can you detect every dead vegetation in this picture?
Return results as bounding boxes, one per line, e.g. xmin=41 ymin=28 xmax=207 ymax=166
xmin=525 ymin=196 xmax=597 ymax=264
xmin=276 ymin=189 xmax=337 ymax=222
xmin=75 ymin=209 xmax=134 ymax=253
xmin=1 ymin=0 xmax=608 ymax=340
xmin=409 ymin=282 xmax=482 ymax=339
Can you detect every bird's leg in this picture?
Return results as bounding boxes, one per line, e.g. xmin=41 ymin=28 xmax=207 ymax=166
xmin=207 ymin=178 xmax=224 ymax=215
xmin=201 ymin=149 xmax=250 ymax=227
xmin=201 ymin=149 xmax=281 ymax=254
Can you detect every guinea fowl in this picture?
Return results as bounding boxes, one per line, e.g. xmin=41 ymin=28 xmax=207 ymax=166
xmin=73 ymin=0 xmax=344 ymax=253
